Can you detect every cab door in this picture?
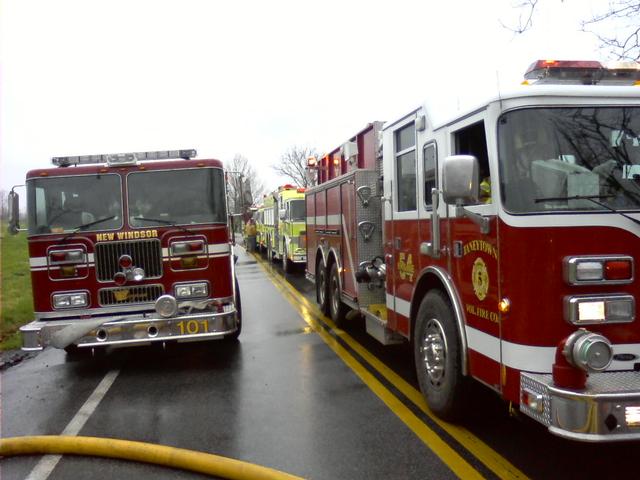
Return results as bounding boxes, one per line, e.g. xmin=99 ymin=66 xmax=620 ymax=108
xmin=446 ymin=117 xmax=501 ymax=392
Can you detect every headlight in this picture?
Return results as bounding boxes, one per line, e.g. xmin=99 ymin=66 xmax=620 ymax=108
xmin=52 ymin=292 xmax=88 ymax=309
xmin=565 ymin=295 xmax=635 ymax=325
xmin=175 ymin=282 xmax=209 ymax=299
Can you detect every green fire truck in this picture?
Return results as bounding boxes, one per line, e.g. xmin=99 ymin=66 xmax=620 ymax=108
xmin=262 ymin=185 xmax=306 ymax=272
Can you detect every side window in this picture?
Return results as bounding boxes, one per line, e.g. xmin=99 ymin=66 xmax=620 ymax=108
xmin=396 ymin=122 xmax=417 ymax=211
xmin=454 ymin=121 xmax=490 ymax=204
xmin=423 ymin=143 xmax=437 ymax=208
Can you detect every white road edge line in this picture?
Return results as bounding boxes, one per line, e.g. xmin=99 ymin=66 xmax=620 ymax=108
xmin=25 ymin=369 xmax=121 ymax=480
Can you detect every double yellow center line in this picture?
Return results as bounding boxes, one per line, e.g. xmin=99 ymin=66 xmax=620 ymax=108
xmin=253 ymin=254 xmax=528 ymax=480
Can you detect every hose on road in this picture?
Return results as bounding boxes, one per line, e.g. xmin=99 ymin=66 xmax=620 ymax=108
xmin=0 ymin=435 xmax=304 ymax=480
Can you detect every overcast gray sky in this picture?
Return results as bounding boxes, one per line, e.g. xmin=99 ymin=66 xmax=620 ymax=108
xmin=0 ymin=0 xmax=607 ymax=193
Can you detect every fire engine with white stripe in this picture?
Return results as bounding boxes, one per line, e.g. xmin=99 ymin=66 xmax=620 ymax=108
xmin=305 ymin=60 xmax=640 ymax=441
xmin=7 ymin=149 xmax=241 ymax=353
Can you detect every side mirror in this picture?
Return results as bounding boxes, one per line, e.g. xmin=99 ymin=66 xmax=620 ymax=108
xmin=279 ymin=209 xmax=286 ymax=221
xmin=442 ymin=155 xmax=480 ymax=205
xmin=228 ymin=214 xmax=236 ymax=245
xmin=8 ymin=189 xmax=20 ymax=235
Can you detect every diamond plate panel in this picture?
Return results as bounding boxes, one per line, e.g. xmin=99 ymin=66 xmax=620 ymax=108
xmin=353 ymin=170 xmax=385 ymax=307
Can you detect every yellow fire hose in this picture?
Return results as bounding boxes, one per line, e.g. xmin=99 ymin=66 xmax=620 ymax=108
xmin=0 ymin=436 xmax=304 ymax=480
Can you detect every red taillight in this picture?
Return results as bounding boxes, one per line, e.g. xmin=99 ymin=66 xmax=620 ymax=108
xmin=605 ymin=260 xmax=632 ymax=280
xmin=50 ymin=252 xmax=67 ymax=262
xmin=119 ymin=255 xmax=133 ymax=268
xmin=188 ymin=242 xmax=203 ymax=252
xmin=114 ymin=272 xmax=127 ymax=286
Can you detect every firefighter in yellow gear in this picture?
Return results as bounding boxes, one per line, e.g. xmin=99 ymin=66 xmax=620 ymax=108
xmin=244 ymin=219 xmax=257 ymax=252
xmin=480 ymin=177 xmax=492 ymax=204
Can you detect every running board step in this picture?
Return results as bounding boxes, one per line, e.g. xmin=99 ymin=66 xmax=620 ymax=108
xmin=361 ymin=305 xmax=404 ymax=345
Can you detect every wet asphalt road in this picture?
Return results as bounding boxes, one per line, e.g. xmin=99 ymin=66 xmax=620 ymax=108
xmin=3 ymin=245 xmax=640 ymax=479
xmin=1 ymin=246 xmax=454 ymax=480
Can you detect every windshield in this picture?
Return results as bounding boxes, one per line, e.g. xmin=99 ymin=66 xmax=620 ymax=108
xmin=27 ymin=174 xmax=123 ymax=235
xmin=289 ymin=199 xmax=305 ymax=222
xmin=498 ymin=107 xmax=640 ymax=213
xmin=128 ymin=168 xmax=227 ymax=227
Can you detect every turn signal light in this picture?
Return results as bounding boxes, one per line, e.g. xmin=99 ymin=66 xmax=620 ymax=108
xmin=180 ymin=256 xmax=198 ymax=269
xmin=171 ymin=240 xmax=205 ymax=255
xmin=60 ymin=266 xmax=78 ymax=278
xmin=49 ymin=249 xmax=86 ymax=265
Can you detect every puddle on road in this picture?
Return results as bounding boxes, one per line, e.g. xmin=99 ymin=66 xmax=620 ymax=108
xmin=274 ymin=327 xmax=313 ymax=337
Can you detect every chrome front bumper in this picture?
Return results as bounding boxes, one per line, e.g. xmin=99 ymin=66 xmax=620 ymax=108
xmin=20 ymin=308 xmax=239 ymax=351
xmin=521 ymin=371 xmax=640 ymax=441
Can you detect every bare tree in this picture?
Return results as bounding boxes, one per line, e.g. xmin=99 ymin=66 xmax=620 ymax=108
xmin=506 ymin=0 xmax=640 ymax=60
xmin=582 ymin=1 xmax=640 ymax=61
xmin=225 ymin=154 xmax=265 ymax=215
xmin=501 ymin=0 xmax=539 ymax=34
xmin=272 ymin=146 xmax=319 ymax=188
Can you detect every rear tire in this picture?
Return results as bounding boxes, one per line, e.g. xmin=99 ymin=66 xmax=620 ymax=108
xmin=316 ymin=259 xmax=329 ymax=315
xmin=414 ymin=290 xmax=468 ymax=420
xmin=329 ymin=262 xmax=348 ymax=326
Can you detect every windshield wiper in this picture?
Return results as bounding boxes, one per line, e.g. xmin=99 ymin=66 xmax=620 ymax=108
xmin=132 ymin=216 xmax=195 ymax=235
xmin=60 ymin=215 xmax=117 ymax=243
xmin=535 ymin=195 xmax=640 ymax=227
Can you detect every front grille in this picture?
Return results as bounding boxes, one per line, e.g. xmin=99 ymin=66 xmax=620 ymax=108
xmin=99 ymin=284 xmax=164 ymax=306
xmin=95 ymin=239 xmax=162 ymax=281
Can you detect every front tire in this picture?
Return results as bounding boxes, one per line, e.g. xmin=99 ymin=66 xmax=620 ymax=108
xmin=414 ymin=290 xmax=468 ymax=420
xmin=224 ymin=278 xmax=242 ymax=341
xmin=329 ymin=262 xmax=348 ymax=326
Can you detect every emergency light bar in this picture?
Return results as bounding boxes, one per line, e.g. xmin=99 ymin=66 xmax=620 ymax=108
xmin=51 ymin=149 xmax=197 ymax=167
xmin=524 ymin=59 xmax=640 ymax=85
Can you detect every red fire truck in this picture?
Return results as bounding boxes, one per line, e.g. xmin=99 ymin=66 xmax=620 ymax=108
xmin=305 ymin=60 xmax=640 ymax=441
xmin=8 ymin=149 xmax=241 ymax=353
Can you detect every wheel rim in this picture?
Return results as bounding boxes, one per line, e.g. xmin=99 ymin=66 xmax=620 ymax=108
xmin=318 ymin=267 xmax=326 ymax=305
xmin=419 ymin=318 xmax=447 ymax=387
xmin=330 ymin=272 xmax=339 ymax=316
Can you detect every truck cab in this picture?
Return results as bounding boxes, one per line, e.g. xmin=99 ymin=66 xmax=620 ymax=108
xmin=10 ymin=149 xmax=241 ymax=353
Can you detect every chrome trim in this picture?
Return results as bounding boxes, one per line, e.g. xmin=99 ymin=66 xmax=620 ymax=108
xmin=47 ymin=248 xmax=87 ymax=265
xmin=95 ymin=238 xmax=163 ymax=282
xmin=99 ymin=283 xmax=165 ymax=307
xmin=50 ymin=289 xmax=91 ymax=310
xmin=521 ymin=371 xmax=640 ymax=442
xmin=564 ymin=294 xmax=635 ymax=325
xmin=35 ymin=304 xmax=155 ymax=319
xmin=564 ymin=255 xmax=634 ymax=285
xmin=20 ymin=309 xmax=239 ymax=351
xmin=173 ymin=280 xmax=211 ymax=299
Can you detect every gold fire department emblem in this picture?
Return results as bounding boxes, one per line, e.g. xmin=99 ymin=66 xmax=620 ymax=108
xmin=472 ymin=257 xmax=489 ymax=301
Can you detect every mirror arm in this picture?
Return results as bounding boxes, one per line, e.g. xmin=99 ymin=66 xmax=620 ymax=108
xmin=455 ymin=205 xmax=490 ymax=234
